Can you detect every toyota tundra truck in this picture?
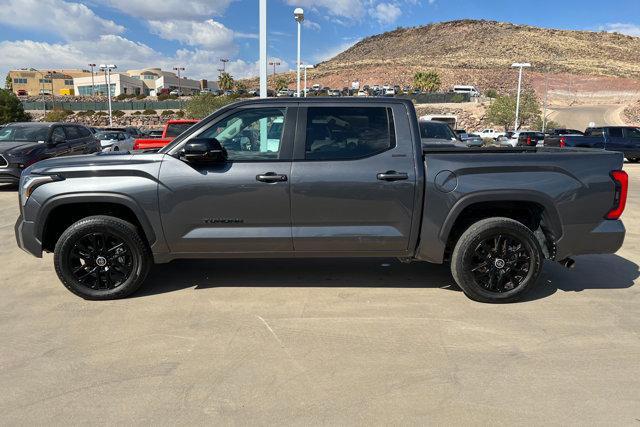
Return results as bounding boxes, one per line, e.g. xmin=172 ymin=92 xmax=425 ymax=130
xmin=15 ymin=98 xmax=628 ymax=303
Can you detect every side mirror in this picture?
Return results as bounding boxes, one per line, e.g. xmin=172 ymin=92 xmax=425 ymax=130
xmin=181 ymin=138 xmax=228 ymax=163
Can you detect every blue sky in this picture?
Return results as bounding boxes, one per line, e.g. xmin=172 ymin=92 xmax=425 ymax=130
xmin=0 ymin=0 xmax=639 ymax=81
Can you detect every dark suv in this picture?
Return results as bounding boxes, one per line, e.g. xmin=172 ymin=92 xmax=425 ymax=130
xmin=0 ymin=122 xmax=99 ymax=185
xmin=517 ymin=131 xmax=545 ymax=147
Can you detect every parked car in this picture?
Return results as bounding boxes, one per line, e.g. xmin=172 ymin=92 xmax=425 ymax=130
xmin=499 ymin=132 xmax=520 ymax=147
xmin=517 ymin=131 xmax=545 ymax=147
xmin=545 ymin=128 xmax=585 ymax=137
xmin=133 ymin=119 xmax=199 ymax=150
xmin=455 ymin=130 xmax=483 ymax=147
xmin=145 ymin=129 xmax=164 ymax=138
xmin=357 ymin=90 xmax=368 ymax=97
xmin=95 ymin=130 xmax=135 ymax=152
xmin=477 ymin=128 xmax=505 ymax=140
xmin=277 ymin=89 xmax=292 ymax=97
xmin=103 ymin=126 xmax=145 ymax=138
xmin=419 ymin=120 xmax=466 ymax=148
xmin=169 ymin=89 xmax=183 ymax=96
xmin=545 ymin=126 xmax=640 ymax=162
xmin=0 ymin=122 xmax=99 ymax=185
xmin=15 ymin=98 xmax=627 ymax=304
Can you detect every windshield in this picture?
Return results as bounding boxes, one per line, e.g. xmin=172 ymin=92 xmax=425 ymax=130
xmin=95 ymin=132 xmax=122 ymax=140
xmin=166 ymin=123 xmax=195 ymax=138
xmin=0 ymin=125 xmax=49 ymax=142
xmin=419 ymin=121 xmax=458 ymax=140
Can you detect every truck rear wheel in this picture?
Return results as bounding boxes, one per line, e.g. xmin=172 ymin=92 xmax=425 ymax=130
xmin=450 ymin=217 xmax=543 ymax=303
xmin=54 ymin=216 xmax=151 ymax=300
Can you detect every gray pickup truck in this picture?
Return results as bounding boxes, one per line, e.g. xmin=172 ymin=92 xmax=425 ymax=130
xmin=15 ymin=98 xmax=628 ymax=303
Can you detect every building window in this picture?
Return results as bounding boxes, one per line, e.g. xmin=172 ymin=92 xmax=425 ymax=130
xmin=64 ymin=79 xmax=73 ymax=85
xmin=13 ymin=78 xmax=28 ymax=84
xmin=77 ymin=83 xmax=116 ymax=96
xmin=143 ymin=75 xmax=156 ymax=80
xmin=39 ymin=78 xmax=52 ymax=84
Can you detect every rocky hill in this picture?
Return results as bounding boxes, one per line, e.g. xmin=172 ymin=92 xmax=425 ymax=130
xmin=306 ymin=20 xmax=640 ymax=95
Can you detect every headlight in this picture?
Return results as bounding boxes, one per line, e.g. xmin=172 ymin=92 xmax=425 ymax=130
xmin=20 ymin=174 xmax=63 ymax=206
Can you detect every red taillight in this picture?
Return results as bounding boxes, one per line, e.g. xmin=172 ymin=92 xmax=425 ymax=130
xmin=559 ymin=136 xmax=566 ymax=148
xmin=606 ymin=170 xmax=628 ymax=219
xmin=526 ymin=136 xmax=532 ymax=146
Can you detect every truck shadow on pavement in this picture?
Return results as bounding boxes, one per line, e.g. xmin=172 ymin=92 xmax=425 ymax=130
xmin=137 ymin=254 xmax=638 ymax=302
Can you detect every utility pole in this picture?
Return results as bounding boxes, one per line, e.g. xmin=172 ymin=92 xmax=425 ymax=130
xmin=259 ymin=0 xmax=267 ymax=99
xmin=173 ymin=66 xmax=185 ymax=109
xmin=542 ymin=71 xmax=549 ymax=133
xmin=511 ymin=62 xmax=531 ymax=131
xmin=269 ymin=60 xmax=280 ymax=95
xmin=300 ymin=64 xmax=313 ymax=97
xmin=100 ymin=64 xmax=117 ymax=126
xmin=88 ymin=63 xmax=96 ymax=95
xmin=37 ymin=70 xmax=46 ymax=114
xmin=294 ymin=8 xmax=304 ymax=97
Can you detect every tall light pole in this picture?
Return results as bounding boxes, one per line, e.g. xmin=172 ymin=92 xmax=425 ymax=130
xmin=173 ymin=66 xmax=185 ymax=109
xmin=294 ymin=8 xmax=304 ymax=97
xmin=269 ymin=60 xmax=281 ymax=77
xmin=88 ymin=63 xmax=96 ymax=95
xmin=300 ymin=64 xmax=313 ymax=97
xmin=220 ymin=58 xmax=229 ymax=72
xmin=100 ymin=64 xmax=117 ymax=126
xmin=512 ymin=62 xmax=531 ymax=131
xmin=47 ymin=71 xmax=55 ymax=110
xmin=259 ymin=0 xmax=267 ymax=98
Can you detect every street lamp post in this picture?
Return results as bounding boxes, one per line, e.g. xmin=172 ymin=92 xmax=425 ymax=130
xmin=219 ymin=58 xmax=229 ymax=72
xmin=173 ymin=66 xmax=185 ymax=109
xmin=269 ymin=60 xmax=281 ymax=96
xmin=259 ymin=0 xmax=267 ymax=98
xmin=99 ymin=64 xmax=117 ymax=126
xmin=47 ymin=71 xmax=55 ymax=110
xmin=88 ymin=63 xmax=96 ymax=95
xmin=36 ymin=70 xmax=46 ymax=114
xmin=300 ymin=64 xmax=314 ymax=97
xmin=511 ymin=62 xmax=531 ymax=131
xmin=294 ymin=8 xmax=304 ymax=97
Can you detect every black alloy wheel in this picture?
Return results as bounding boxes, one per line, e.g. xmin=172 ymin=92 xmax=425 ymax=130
xmin=68 ymin=232 xmax=133 ymax=290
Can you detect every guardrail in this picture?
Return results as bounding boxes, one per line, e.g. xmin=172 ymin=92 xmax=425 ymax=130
xmin=22 ymin=100 xmax=183 ymax=111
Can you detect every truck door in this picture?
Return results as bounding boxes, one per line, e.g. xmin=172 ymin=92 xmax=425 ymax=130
xmin=158 ymin=106 xmax=296 ymax=253
xmin=604 ymin=127 xmax=625 ymax=153
xmin=624 ymin=127 xmax=640 ymax=159
xmin=290 ymin=104 xmax=417 ymax=254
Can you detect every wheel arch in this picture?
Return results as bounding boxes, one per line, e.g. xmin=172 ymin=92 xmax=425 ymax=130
xmin=39 ymin=193 xmax=156 ymax=252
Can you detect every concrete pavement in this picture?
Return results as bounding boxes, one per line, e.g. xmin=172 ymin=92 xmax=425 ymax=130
xmin=0 ymin=165 xmax=639 ymax=424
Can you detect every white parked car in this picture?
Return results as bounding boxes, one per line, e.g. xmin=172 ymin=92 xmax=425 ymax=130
xmin=477 ymin=128 xmax=506 ymax=140
xmin=357 ymin=90 xmax=368 ymax=97
xmin=95 ymin=131 xmax=134 ymax=152
xmin=499 ymin=132 xmax=520 ymax=147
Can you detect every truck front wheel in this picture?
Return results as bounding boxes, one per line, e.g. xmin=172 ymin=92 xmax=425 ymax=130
xmin=53 ymin=216 xmax=152 ymax=300
xmin=450 ymin=217 xmax=543 ymax=303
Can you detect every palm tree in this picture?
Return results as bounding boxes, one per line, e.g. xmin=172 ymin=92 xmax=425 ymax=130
xmin=413 ymin=71 xmax=441 ymax=93
xmin=218 ymin=72 xmax=234 ymax=91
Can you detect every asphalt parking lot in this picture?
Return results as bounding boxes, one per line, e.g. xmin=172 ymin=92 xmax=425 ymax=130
xmin=1 ymin=164 xmax=639 ymax=424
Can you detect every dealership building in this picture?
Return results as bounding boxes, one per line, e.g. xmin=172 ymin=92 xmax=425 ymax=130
xmin=8 ymin=69 xmax=92 ymax=96
xmin=73 ymin=67 xmax=213 ymax=97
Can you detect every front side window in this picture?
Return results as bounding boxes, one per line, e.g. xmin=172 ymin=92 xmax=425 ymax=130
xmin=198 ymin=108 xmax=286 ymax=161
xmin=609 ymin=128 xmax=624 ymax=138
xmin=305 ymin=107 xmax=395 ymax=160
xmin=625 ymin=127 xmax=640 ymax=139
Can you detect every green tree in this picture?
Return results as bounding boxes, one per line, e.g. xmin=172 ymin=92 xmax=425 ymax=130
xmin=5 ymin=74 xmax=13 ymax=91
xmin=43 ymin=109 xmax=74 ymax=122
xmin=235 ymin=81 xmax=247 ymax=92
xmin=0 ymin=89 xmax=29 ymax=124
xmin=218 ymin=72 xmax=234 ymax=91
xmin=413 ymin=71 xmax=441 ymax=93
xmin=185 ymin=93 xmax=235 ymax=119
xmin=274 ymin=76 xmax=289 ymax=92
xmin=486 ymin=91 xmax=541 ymax=131
xmin=485 ymin=89 xmax=498 ymax=99
xmin=533 ymin=115 xmax=563 ymax=132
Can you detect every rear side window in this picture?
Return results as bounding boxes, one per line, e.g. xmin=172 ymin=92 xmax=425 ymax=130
xmin=305 ymin=107 xmax=395 ymax=160
xmin=587 ymin=128 xmax=603 ymax=137
xmin=64 ymin=126 xmax=81 ymax=140
xmin=625 ymin=127 xmax=640 ymax=139
xmin=166 ymin=123 xmax=195 ymax=138
xmin=77 ymin=126 xmax=92 ymax=137
xmin=609 ymin=128 xmax=624 ymax=138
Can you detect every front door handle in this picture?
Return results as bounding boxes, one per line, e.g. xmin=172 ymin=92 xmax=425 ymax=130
xmin=377 ymin=171 xmax=408 ymax=181
xmin=256 ymin=172 xmax=288 ymax=183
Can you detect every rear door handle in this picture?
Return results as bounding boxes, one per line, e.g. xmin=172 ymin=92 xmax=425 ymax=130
xmin=377 ymin=171 xmax=408 ymax=181
xmin=256 ymin=172 xmax=288 ymax=183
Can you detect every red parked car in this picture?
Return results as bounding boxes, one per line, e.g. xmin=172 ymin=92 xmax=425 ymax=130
xmin=133 ymin=119 xmax=199 ymax=150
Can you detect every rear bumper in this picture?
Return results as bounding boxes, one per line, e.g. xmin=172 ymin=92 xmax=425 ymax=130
xmin=556 ymin=220 xmax=625 ymax=260
xmin=15 ymin=215 xmax=42 ymax=258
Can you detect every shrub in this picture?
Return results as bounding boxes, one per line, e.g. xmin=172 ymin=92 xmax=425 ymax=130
xmin=161 ymin=110 xmax=175 ymax=116
xmin=115 ymin=94 xmax=128 ymax=101
xmin=43 ymin=109 xmax=74 ymax=122
xmin=132 ymin=111 xmax=142 ymax=115
xmin=95 ymin=111 xmax=108 ymax=116
xmin=76 ymin=109 xmax=95 ymax=117
xmin=135 ymin=94 xmax=146 ymax=100
xmin=176 ymin=110 xmax=185 ymax=118
xmin=142 ymin=109 xmax=157 ymax=115
xmin=112 ymin=110 xmax=125 ymax=117
xmin=185 ymin=93 xmax=235 ymax=119
xmin=413 ymin=71 xmax=441 ymax=93
xmin=0 ymin=89 xmax=30 ymax=124
xmin=451 ymin=93 xmax=466 ymax=103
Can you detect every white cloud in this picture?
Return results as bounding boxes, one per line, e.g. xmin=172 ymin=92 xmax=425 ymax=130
xmin=371 ymin=2 xmax=402 ymax=25
xmin=283 ymin=0 xmax=364 ymax=19
xmin=600 ymin=23 xmax=640 ymax=37
xmin=104 ymin=0 xmax=234 ymax=20
xmin=148 ymin=19 xmax=238 ymax=52
xmin=304 ymin=19 xmax=322 ymax=31
xmin=0 ymin=0 xmax=124 ymax=40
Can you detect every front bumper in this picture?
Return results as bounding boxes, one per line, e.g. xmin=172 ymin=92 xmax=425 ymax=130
xmin=556 ymin=220 xmax=625 ymax=260
xmin=0 ymin=166 xmax=21 ymax=184
xmin=15 ymin=215 xmax=42 ymax=258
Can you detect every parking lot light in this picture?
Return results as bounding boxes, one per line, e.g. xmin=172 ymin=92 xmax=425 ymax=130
xmin=300 ymin=64 xmax=314 ymax=97
xmin=294 ymin=8 xmax=304 ymax=97
xmin=99 ymin=64 xmax=117 ymax=126
xmin=511 ymin=62 xmax=531 ymax=131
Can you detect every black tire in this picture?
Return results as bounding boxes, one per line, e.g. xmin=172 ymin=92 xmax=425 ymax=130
xmin=450 ymin=217 xmax=543 ymax=303
xmin=54 ymin=215 xmax=151 ymax=300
